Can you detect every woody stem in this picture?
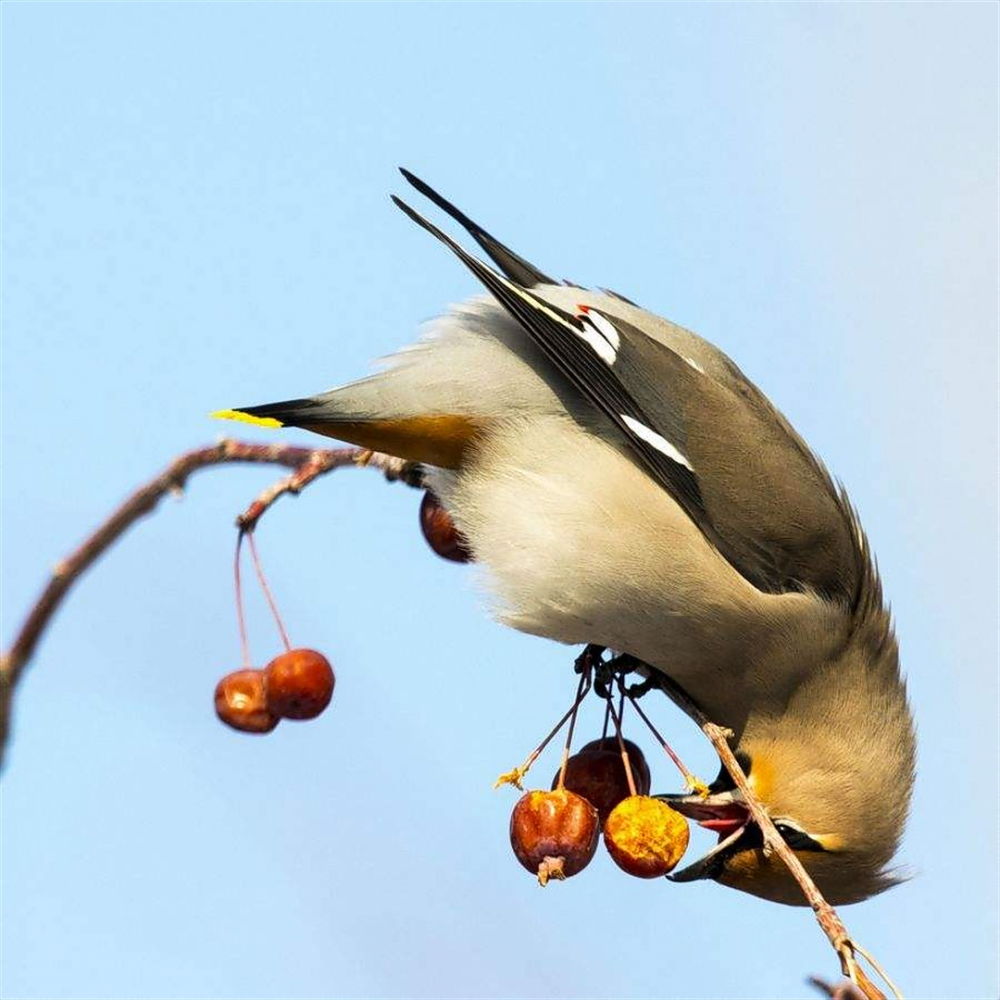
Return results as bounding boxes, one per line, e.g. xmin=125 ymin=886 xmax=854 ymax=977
xmin=0 ymin=440 xmax=413 ymax=770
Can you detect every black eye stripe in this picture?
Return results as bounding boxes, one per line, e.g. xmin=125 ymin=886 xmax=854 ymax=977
xmin=774 ymin=822 xmax=828 ymax=853
xmin=701 ymin=754 xmax=829 ymax=855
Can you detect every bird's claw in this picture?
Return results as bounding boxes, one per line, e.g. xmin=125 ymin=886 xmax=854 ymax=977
xmin=575 ymin=644 xmax=606 ymax=675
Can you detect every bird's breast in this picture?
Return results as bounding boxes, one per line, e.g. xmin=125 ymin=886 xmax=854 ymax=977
xmin=424 ymin=413 xmax=831 ymax=719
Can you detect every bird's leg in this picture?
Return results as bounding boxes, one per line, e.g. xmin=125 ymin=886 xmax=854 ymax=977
xmin=592 ymin=648 xmax=641 ymax=699
xmin=576 ymin=644 xmax=614 ymax=699
xmin=623 ymin=675 xmax=660 ymax=699
xmin=574 ymin=643 xmax=605 ymax=674
xmin=605 ymin=651 xmax=641 ymax=677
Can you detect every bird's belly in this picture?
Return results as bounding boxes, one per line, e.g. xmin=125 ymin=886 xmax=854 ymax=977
xmin=425 ymin=415 xmax=772 ymax=686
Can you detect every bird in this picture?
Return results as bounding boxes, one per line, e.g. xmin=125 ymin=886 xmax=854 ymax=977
xmin=214 ymin=170 xmax=915 ymax=906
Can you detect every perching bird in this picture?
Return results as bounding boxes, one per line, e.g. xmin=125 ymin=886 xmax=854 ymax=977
xmin=215 ymin=171 xmax=915 ymax=906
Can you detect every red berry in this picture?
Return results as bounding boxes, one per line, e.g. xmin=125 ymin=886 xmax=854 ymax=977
xmin=264 ymin=648 xmax=335 ymax=720
xmin=552 ymin=738 xmax=651 ymax=823
xmin=214 ymin=669 xmax=279 ymax=734
xmin=603 ymin=795 xmax=690 ymax=878
xmin=419 ymin=491 xmax=471 ymax=563
xmin=509 ymin=788 xmax=600 ymax=885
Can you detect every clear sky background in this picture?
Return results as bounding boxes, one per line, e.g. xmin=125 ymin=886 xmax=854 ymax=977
xmin=2 ymin=4 xmax=997 ymax=999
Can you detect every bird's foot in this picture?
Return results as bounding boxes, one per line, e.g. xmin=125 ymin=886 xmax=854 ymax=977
xmin=574 ymin=644 xmax=605 ymax=674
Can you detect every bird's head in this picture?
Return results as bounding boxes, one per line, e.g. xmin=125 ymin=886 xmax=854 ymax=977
xmin=664 ymin=621 xmax=916 ymax=906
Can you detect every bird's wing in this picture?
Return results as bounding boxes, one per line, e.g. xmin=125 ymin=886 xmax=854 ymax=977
xmin=394 ymin=174 xmax=863 ymax=602
xmin=598 ymin=311 xmax=863 ymax=600
xmin=399 ymin=169 xmax=557 ymax=288
xmin=391 ymin=193 xmax=715 ymax=545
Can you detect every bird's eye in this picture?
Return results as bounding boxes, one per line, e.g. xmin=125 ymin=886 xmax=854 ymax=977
xmin=773 ymin=821 xmax=827 ymax=853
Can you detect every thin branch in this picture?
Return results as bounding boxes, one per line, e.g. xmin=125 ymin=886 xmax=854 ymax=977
xmin=235 ymin=448 xmax=411 ymax=532
xmin=0 ymin=439 xmax=410 ymax=768
xmin=653 ymin=673 xmax=897 ymax=1000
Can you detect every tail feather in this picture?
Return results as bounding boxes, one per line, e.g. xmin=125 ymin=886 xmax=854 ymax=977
xmin=212 ymin=171 xmax=560 ymax=462
xmin=219 ymin=397 xmax=327 ymax=427
xmin=212 ymin=386 xmax=478 ymax=468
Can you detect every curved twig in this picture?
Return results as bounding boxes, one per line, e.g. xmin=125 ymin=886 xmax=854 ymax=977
xmin=0 ymin=439 xmax=410 ymax=768
xmin=235 ymin=447 xmax=412 ymax=532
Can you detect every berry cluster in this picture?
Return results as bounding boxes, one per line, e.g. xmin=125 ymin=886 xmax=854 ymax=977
xmin=214 ymin=496 xmax=694 ymax=889
xmin=215 ymin=649 xmax=334 ymax=734
xmin=500 ymin=652 xmax=697 ymax=885
xmin=509 ymin=741 xmax=689 ymax=884
xmin=215 ymin=487 xmax=461 ymax=736
xmin=214 ymin=531 xmax=335 ymax=735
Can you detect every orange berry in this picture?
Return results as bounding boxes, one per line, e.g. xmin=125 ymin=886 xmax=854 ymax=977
xmin=552 ymin=737 xmax=651 ymax=823
xmin=509 ymin=788 xmax=600 ymax=886
xmin=214 ymin=669 xmax=279 ymax=734
xmin=419 ymin=491 xmax=471 ymax=563
xmin=603 ymin=795 xmax=690 ymax=878
xmin=264 ymin=648 xmax=335 ymax=720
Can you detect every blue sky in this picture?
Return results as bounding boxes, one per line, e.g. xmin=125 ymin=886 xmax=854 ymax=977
xmin=2 ymin=4 xmax=997 ymax=999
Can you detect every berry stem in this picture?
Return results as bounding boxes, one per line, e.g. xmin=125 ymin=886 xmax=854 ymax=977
xmin=245 ymin=530 xmax=292 ymax=652
xmin=233 ymin=531 xmax=251 ymax=670
xmin=627 ymin=684 xmax=701 ymax=790
xmin=556 ymin=670 xmax=588 ymax=790
xmin=495 ymin=670 xmax=592 ymax=789
xmin=606 ymin=691 xmax=638 ymax=798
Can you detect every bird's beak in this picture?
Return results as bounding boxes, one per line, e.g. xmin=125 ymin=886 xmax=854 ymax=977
xmin=658 ymin=790 xmax=754 ymax=883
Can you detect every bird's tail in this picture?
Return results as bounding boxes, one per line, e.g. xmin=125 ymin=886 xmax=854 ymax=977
xmin=212 ymin=378 xmax=481 ymax=469
xmin=213 ymin=168 xmax=557 ymax=468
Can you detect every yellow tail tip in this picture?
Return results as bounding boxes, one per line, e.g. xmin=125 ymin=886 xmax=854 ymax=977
xmin=210 ymin=409 xmax=284 ymax=429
